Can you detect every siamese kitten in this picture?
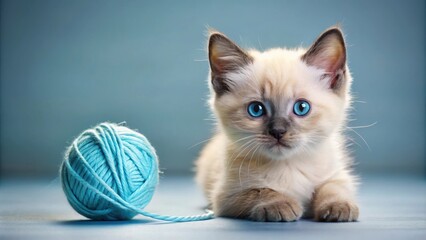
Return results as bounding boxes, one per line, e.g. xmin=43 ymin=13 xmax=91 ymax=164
xmin=196 ymin=27 xmax=359 ymax=222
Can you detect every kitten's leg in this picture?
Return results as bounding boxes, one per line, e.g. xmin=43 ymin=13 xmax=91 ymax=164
xmin=214 ymin=188 xmax=303 ymax=222
xmin=313 ymin=179 xmax=359 ymax=222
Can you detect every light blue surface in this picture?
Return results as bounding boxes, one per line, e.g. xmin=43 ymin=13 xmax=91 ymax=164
xmin=0 ymin=0 xmax=425 ymax=177
xmin=0 ymin=176 xmax=425 ymax=239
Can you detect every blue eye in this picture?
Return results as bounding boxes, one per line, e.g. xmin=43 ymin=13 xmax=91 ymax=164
xmin=293 ymin=99 xmax=311 ymax=116
xmin=247 ymin=101 xmax=265 ymax=118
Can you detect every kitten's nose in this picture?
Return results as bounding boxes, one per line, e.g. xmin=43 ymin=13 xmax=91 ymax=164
xmin=269 ymin=128 xmax=286 ymax=140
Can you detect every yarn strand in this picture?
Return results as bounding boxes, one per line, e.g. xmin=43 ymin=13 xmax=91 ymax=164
xmin=61 ymin=122 xmax=214 ymax=222
xmin=63 ymin=158 xmax=214 ymax=222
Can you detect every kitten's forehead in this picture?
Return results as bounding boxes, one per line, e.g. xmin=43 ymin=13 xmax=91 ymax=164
xmin=250 ymin=48 xmax=325 ymax=101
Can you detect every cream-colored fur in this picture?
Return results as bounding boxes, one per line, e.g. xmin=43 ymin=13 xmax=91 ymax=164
xmin=196 ymin=27 xmax=359 ymax=222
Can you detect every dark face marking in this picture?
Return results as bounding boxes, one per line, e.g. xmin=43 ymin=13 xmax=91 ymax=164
xmin=211 ymin=75 xmax=231 ymax=95
xmin=266 ymin=117 xmax=291 ymax=140
xmin=260 ymin=99 xmax=292 ymax=142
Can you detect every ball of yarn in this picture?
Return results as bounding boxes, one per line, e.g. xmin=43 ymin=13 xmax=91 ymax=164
xmin=61 ymin=122 xmax=159 ymax=220
xmin=61 ymin=122 xmax=214 ymax=222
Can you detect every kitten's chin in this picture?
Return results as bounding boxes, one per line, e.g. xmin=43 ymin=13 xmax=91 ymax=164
xmin=262 ymin=142 xmax=297 ymax=161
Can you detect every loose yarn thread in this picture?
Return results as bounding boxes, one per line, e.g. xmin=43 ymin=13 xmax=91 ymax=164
xmin=60 ymin=122 xmax=213 ymax=222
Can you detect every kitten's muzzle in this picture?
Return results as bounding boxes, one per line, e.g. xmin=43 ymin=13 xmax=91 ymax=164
xmin=269 ymin=128 xmax=287 ymax=141
xmin=267 ymin=117 xmax=290 ymax=141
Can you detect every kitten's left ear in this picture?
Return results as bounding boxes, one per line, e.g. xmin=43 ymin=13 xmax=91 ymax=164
xmin=302 ymin=27 xmax=347 ymax=92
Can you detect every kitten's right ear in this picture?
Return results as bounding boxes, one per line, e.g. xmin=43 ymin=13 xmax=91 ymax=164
xmin=302 ymin=27 xmax=347 ymax=92
xmin=208 ymin=31 xmax=253 ymax=95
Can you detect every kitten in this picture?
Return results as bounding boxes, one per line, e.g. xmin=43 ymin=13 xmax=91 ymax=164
xmin=195 ymin=27 xmax=359 ymax=222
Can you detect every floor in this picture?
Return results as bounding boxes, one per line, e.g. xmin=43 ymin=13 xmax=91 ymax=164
xmin=0 ymin=175 xmax=425 ymax=240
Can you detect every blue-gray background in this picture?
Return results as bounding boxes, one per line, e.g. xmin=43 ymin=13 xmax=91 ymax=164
xmin=0 ymin=0 xmax=424 ymax=178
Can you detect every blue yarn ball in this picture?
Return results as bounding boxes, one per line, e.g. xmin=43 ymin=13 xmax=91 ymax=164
xmin=61 ymin=122 xmax=159 ymax=220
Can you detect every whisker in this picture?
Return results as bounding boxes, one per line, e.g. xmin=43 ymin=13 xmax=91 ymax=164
xmin=346 ymin=127 xmax=371 ymax=151
xmin=227 ymin=139 xmax=257 ymax=169
xmin=229 ymin=135 xmax=257 ymax=146
xmin=347 ymin=121 xmax=377 ymax=129
xmin=346 ymin=136 xmax=363 ymax=149
xmin=247 ymin=143 xmax=261 ymax=176
xmin=204 ymin=118 xmax=217 ymax=121
xmin=353 ymin=100 xmax=367 ymax=104
xmin=188 ymin=137 xmax=215 ymax=149
xmin=238 ymin=141 xmax=258 ymax=188
xmin=257 ymin=36 xmax=264 ymax=51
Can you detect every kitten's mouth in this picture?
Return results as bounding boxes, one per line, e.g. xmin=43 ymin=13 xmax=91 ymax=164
xmin=271 ymin=140 xmax=291 ymax=148
xmin=263 ymin=139 xmax=294 ymax=159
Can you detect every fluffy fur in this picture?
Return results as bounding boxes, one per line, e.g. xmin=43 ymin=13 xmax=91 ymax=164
xmin=196 ymin=27 xmax=359 ymax=222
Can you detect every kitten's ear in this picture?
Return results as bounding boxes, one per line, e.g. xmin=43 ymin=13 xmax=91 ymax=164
xmin=302 ymin=27 xmax=347 ymax=91
xmin=208 ymin=31 xmax=253 ymax=95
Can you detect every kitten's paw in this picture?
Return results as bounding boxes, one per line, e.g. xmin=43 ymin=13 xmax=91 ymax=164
xmin=249 ymin=198 xmax=303 ymax=222
xmin=315 ymin=201 xmax=359 ymax=222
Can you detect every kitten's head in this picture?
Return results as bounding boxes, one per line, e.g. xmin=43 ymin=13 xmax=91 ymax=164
xmin=207 ymin=27 xmax=352 ymax=160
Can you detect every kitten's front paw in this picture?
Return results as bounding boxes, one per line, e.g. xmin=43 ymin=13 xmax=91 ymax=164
xmin=249 ymin=198 xmax=303 ymax=222
xmin=314 ymin=201 xmax=359 ymax=222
